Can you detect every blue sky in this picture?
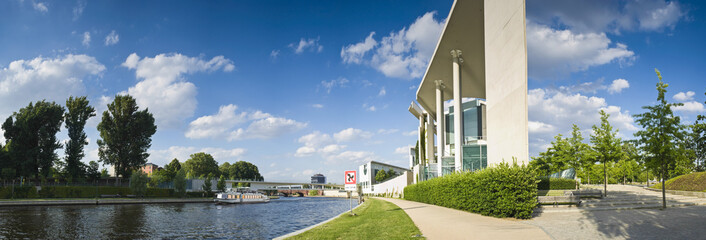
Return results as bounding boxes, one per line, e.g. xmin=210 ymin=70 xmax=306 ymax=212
xmin=0 ymin=0 xmax=703 ymax=183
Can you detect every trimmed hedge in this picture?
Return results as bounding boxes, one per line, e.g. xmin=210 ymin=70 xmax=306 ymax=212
xmin=404 ymin=162 xmax=537 ymax=219
xmin=0 ymin=186 xmax=176 ymax=199
xmin=537 ymin=177 xmax=577 ymax=190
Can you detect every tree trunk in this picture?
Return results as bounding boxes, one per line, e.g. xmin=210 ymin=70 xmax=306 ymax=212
xmin=603 ymin=160 xmax=608 ymax=197
xmin=661 ymin=159 xmax=666 ymax=210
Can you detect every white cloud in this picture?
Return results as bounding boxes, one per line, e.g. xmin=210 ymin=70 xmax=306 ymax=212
xmin=104 ymin=30 xmax=119 ymax=46
xmin=270 ymin=50 xmax=280 ymax=59
xmin=528 ymin=88 xmax=637 ymax=155
xmin=73 ymin=0 xmax=86 ymax=21
xmin=185 ymin=104 xmax=247 ymax=139
xmin=341 ymin=11 xmax=444 ymax=79
xmin=673 ymin=91 xmax=695 ymax=102
xmin=149 ymin=146 xmax=247 ymax=166
xmin=229 ymin=117 xmax=307 ymax=141
xmin=527 ymin=21 xmax=635 ymax=79
xmin=673 ymin=101 xmax=705 ymax=113
xmin=122 ymin=53 xmax=235 ymax=128
xmin=378 ymin=87 xmax=386 ymax=96
xmin=0 ymin=54 xmax=105 ymax=119
xmin=294 ymin=131 xmax=334 ymax=157
xmin=82 ymin=32 xmax=91 ymax=47
xmin=527 ymin=0 xmax=686 ymax=33
xmin=341 ymin=32 xmax=377 ymax=64
xmin=394 ymin=146 xmax=412 ymax=155
xmin=607 ymin=79 xmax=630 ymax=94
xmin=289 ymin=37 xmax=323 ymax=54
xmin=186 ymin=104 xmax=305 ymax=141
xmin=364 ymin=104 xmax=376 ymax=112
xmin=312 ymin=104 xmax=324 ymax=109
xmin=377 ymin=129 xmax=399 ymax=135
xmin=319 ymin=77 xmax=348 ymax=94
xmin=334 ymin=128 xmax=373 ymax=142
xmin=328 ymin=151 xmax=376 ymax=165
xmin=33 ymin=2 xmax=48 ymax=12
xmin=528 ymin=121 xmax=556 ymax=133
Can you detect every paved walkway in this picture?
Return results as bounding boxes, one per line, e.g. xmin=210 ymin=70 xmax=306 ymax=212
xmin=379 ymin=198 xmax=550 ymax=240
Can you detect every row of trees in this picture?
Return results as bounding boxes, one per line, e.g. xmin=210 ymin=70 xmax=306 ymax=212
xmin=530 ymin=69 xmax=705 ymax=208
xmin=147 ymin=152 xmax=263 ymax=186
xmin=0 ymin=95 xmax=156 ymax=183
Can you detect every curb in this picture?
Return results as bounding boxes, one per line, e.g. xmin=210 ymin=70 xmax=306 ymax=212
xmin=273 ymin=198 xmax=364 ymax=240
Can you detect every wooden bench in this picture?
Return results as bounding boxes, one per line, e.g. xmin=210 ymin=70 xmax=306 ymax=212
xmin=565 ymin=190 xmax=602 ymax=198
xmin=538 ymin=196 xmax=581 ymax=206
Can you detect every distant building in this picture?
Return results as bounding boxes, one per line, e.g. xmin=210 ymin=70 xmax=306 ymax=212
xmin=142 ymin=163 xmax=159 ymax=175
xmin=311 ymin=173 xmax=326 ymax=184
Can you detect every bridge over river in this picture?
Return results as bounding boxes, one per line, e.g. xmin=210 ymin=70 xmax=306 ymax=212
xmin=223 ymin=180 xmax=348 ymax=197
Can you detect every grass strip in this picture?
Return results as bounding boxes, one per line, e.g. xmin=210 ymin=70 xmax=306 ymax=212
xmin=288 ymin=198 xmax=423 ymax=240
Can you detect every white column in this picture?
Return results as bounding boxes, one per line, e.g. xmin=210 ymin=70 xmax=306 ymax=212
xmin=435 ymin=80 xmax=446 ymax=176
xmin=451 ymin=50 xmax=464 ymax=172
xmin=425 ymin=112 xmax=435 ymax=166
xmin=418 ymin=113 xmax=426 ymax=166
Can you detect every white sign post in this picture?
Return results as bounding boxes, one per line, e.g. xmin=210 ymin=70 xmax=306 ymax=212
xmin=344 ymin=170 xmax=356 ymax=215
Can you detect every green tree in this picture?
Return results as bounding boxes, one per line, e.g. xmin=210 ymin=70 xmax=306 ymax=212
xmin=164 ymin=158 xmax=181 ymax=182
xmin=100 ymin=168 xmax=109 ymax=179
xmin=86 ymin=161 xmax=101 ymax=182
xmin=129 ymin=170 xmax=149 ymax=198
xmin=633 ymin=69 xmax=689 ymax=209
xmin=1 ymin=168 xmax=15 ymax=184
xmin=567 ymin=124 xmax=594 ymax=184
xmin=97 ymin=95 xmax=157 ymax=179
xmin=228 ymin=161 xmax=263 ymax=180
xmin=387 ymin=169 xmax=397 ymax=178
xmin=183 ymin=152 xmax=219 ymax=178
xmin=375 ymin=169 xmax=387 ymax=182
xmin=590 ymin=110 xmax=625 ymax=197
xmin=219 ymin=162 xmax=231 ymax=179
xmin=202 ymin=173 xmax=214 ymax=196
xmin=64 ymin=96 xmax=96 ymax=181
xmin=217 ymin=175 xmax=226 ymax=192
xmin=2 ymin=100 xmax=65 ymax=178
xmin=174 ymin=168 xmax=187 ymax=197
xmin=693 ymin=95 xmax=706 ymax=171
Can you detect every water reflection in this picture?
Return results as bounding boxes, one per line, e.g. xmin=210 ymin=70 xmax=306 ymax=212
xmin=0 ymin=197 xmax=356 ymax=239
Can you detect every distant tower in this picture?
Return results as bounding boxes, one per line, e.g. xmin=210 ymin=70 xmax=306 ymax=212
xmin=311 ymin=173 xmax=326 ymax=184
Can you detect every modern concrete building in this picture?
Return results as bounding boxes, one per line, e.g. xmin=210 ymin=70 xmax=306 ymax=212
xmin=359 ymin=161 xmax=412 ymax=195
xmin=310 ymin=173 xmax=326 ymax=184
xmin=409 ymin=0 xmax=528 ymax=181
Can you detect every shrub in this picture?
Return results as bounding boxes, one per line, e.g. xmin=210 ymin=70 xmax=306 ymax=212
xmin=537 ymin=177 xmax=577 ymax=190
xmin=0 ymin=186 xmax=38 ymax=198
xmin=309 ymin=190 xmax=319 ymax=196
xmin=174 ymin=169 xmax=187 ymax=197
xmin=651 ymin=172 xmax=706 ymax=191
xmin=404 ymin=162 xmax=537 ymax=219
xmin=130 ymin=170 xmax=149 ymax=197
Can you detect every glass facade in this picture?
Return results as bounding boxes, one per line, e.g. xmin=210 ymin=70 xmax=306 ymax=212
xmin=446 ymin=100 xmax=485 ymax=144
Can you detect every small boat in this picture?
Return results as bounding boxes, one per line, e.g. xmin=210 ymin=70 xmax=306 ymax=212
xmin=214 ymin=188 xmax=270 ymax=204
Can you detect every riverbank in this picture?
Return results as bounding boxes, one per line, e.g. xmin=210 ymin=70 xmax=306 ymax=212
xmin=281 ymin=198 xmax=422 ymax=239
xmin=0 ymin=198 xmax=212 ymax=207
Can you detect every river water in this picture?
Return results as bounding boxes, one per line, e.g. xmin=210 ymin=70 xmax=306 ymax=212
xmin=0 ymin=197 xmax=358 ymax=239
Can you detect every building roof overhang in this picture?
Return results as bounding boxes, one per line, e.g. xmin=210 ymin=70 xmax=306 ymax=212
xmin=415 ymin=0 xmax=486 ymax=117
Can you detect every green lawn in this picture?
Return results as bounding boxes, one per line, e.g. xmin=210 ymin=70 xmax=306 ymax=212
xmin=288 ymin=198 xmax=424 ymax=240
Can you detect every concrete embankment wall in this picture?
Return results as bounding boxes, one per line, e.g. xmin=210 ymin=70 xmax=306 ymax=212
xmin=366 ymin=171 xmax=413 ymax=198
xmin=322 ymin=190 xmax=358 ymax=198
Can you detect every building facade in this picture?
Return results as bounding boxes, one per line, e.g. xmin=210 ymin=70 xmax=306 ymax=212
xmin=359 ymin=161 xmax=411 ymax=194
xmin=408 ymin=0 xmax=527 ymax=183
xmin=141 ymin=163 xmax=159 ymax=176
xmin=310 ymin=173 xmax=326 ymax=184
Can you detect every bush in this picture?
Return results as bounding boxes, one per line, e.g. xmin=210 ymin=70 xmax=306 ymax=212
xmin=130 ymin=170 xmax=149 ymax=197
xmin=537 ymin=177 xmax=577 ymax=190
xmin=651 ymin=172 xmax=706 ymax=191
xmin=0 ymin=186 xmax=38 ymax=198
xmin=309 ymin=190 xmax=319 ymax=196
xmin=404 ymin=162 xmax=537 ymax=219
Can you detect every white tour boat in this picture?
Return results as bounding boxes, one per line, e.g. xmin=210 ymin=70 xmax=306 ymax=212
xmin=214 ymin=188 xmax=270 ymax=204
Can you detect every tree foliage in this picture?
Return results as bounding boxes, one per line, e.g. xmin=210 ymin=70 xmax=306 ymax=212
xmin=633 ymin=69 xmax=691 ymax=209
xmin=129 ymin=170 xmax=149 ymax=197
xmin=591 ymin=109 xmax=625 ymax=197
xmin=183 ymin=152 xmax=220 ymax=178
xmin=375 ymin=169 xmax=388 ymax=182
xmin=217 ymin=175 xmax=226 ymax=192
xmin=691 ymin=93 xmax=706 ymax=171
xmin=174 ymin=168 xmax=187 ymax=197
xmin=64 ymin=96 xmax=96 ymax=180
xmin=2 ymin=100 xmax=65 ymax=178
xmin=202 ymin=173 xmax=214 ymax=196
xmin=225 ymin=161 xmax=263 ymax=181
xmin=97 ymin=95 xmax=156 ymax=178
xmin=163 ymin=158 xmax=181 ymax=182
xmin=86 ymin=161 xmax=101 ymax=182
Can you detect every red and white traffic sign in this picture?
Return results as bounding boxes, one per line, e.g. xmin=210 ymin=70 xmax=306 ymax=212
xmin=344 ymin=171 xmax=356 ymax=191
